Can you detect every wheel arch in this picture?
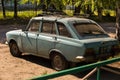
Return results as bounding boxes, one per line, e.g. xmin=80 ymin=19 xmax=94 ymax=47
xmin=8 ymin=39 xmax=23 ymax=52
xmin=9 ymin=39 xmax=17 ymax=45
xmin=49 ymin=49 xmax=67 ymax=60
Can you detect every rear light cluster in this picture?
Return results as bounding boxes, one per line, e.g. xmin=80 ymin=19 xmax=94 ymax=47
xmin=111 ymin=45 xmax=120 ymax=53
xmin=84 ymin=48 xmax=95 ymax=57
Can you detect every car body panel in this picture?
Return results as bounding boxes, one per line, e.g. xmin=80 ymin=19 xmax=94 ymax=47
xmin=37 ymin=33 xmax=56 ymax=58
xmin=20 ymin=31 xmax=38 ymax=53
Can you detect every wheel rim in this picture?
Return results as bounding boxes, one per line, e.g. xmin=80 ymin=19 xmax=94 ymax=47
xmin=11 ymin=43 xmax=18 ymax=55
xmin=53 ymin=55 xmax=64 ymax=70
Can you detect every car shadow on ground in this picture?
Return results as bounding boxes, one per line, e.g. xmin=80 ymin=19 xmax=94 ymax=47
xmin=19 ymin=54 xmax=120 ymax=80
xmin=20 ymin=55 xmax=52 ymax=68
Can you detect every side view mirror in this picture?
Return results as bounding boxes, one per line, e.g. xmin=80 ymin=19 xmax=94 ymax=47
xmin=22 ymin=28 xmax=26 ymax=31
xmin=22 ymin=25 xmax=27 ymax=31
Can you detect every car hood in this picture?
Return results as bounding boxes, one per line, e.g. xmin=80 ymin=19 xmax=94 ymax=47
xmin=80 ymin=37 xmax=118 ymax=48
xmin=6 ymin=29 xmax=22 ymax=34
xmin=7 ymin=29 xmax=22 ymax=32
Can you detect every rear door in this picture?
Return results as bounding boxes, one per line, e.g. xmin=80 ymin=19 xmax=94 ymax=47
xmin=37 ymin=21 xmax=57 ymax=58
xmin=55 ymin=22 xmax=73 ymax=57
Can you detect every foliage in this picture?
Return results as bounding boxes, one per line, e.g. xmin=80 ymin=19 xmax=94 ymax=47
xmin=20 ymin=0 xmax=41 ymax=5
xmin=0 ymin=0 xmax=119 ymax=23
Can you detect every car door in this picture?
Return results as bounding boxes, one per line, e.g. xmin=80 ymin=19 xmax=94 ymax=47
xmin=37 ymin=21 xmax=56 ymax=58
xmin=21 ymin=20 xmax=40 ymax=53
xmin=54 ymin=22 xmax=73 ymax=58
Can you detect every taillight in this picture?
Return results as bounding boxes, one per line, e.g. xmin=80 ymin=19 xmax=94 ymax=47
xmin=111 ymin=45 xmax=120 ymax=53
xmin=84 ymin=48 xmax=95 ymax=57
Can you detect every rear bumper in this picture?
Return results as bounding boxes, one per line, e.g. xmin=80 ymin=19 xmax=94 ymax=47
xmin=75 ymin=53 xmax=118 ymax=62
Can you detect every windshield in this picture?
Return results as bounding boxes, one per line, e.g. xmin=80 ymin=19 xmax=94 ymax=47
xmin=73 ymin=23 xmax=106 ymax=37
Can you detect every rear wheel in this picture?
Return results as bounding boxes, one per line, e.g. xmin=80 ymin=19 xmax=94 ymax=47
xmin=9 ymin=41 xmax=22 ymax=57
xmin=51 ymin=53 xmax=68 ymax=71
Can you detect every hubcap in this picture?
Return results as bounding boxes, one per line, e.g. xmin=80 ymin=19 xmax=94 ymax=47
xmin=53 ymin=55 xmax=63 ymax=69
xmin=12 ymin=44 xmax=18 ymax=54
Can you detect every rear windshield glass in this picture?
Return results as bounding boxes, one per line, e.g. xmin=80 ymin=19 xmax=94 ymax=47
xmin=73 ymin=23 xmax=106 ymax=37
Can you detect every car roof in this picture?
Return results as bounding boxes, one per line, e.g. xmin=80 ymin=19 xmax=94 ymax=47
xmin=31 ymin=16 xmax=94 ymax=23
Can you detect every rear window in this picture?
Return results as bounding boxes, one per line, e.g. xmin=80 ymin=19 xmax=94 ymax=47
xmin=73 ymin=23 xmax=105 ymax=37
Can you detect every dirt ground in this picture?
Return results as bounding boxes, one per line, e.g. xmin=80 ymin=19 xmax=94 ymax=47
xmin=0 ymin=23 xmax=120 ymax=80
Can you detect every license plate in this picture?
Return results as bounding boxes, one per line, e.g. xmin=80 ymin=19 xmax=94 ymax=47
xmin=99 ymin=47 xmax=108 ymax=54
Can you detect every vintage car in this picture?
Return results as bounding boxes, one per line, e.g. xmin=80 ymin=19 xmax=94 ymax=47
xmin=6 ymin=16 xmax=119 ymax=70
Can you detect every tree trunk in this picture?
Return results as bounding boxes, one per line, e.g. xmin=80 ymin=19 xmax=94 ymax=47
xmin=35 ymin=0 xmax=37 ymax=16
xmin=14 ymin=0 xmax=17 ymax=18
xmin=1 ymin=0 xmax=6 ymax=18
xmin=98 ymin=7 xmax=103 ymax=21
xmin=86 ymin=5 xmax=93 ymax=16
xmin=116 ymin=1 xmax=120 ymax=40
xmin=74 ymin=5 xmax=81 ymax=14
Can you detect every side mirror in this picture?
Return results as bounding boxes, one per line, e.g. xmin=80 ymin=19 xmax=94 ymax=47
xmin=22 ymin=25 xmax=27 ymax=31
xmin=22 ymin=28 xmax=26 ymax=31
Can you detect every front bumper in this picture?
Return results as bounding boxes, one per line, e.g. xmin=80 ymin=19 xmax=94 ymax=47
xmin=5 ymin=41 xmax=8 ymax=45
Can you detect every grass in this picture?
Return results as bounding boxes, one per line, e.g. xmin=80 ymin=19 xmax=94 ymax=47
xmin=0 ymin=10 xmax=42 ymax=18
xmin=64 ymin=10 xmax=74 ymax=16
xmin=94 ymin=9 xmax=116 ymax=17
xmin=0 ymin=10 xmax=42 ymax=25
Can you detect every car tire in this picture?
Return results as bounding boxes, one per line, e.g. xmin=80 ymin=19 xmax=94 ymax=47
xmin=9 ymin=41 xmax=22 ymax=57
xmin=51 ymin=53 xmax=68 ymax=71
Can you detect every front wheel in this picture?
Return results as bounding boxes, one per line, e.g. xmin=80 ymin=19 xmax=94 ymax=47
xmin=9 ymin=41 xmax=22 ymax=57
xmin=51 ymin=53 xmax=68 ymax=71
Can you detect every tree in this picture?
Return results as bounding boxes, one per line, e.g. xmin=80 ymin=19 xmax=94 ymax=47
xmin=20 ymin=0 xmax=41 ymax=15
xmin=1 ymin=0 xmax=6 ymax=18
xmin=14 ymin=0 xmax=17 ymax=18
xmin=116 ymin=0 xmax=120 ymax=40
xmin=74 ymin=0 xmax=84 ymax=14
xmin=96 ymin=0 xmax=103 ymax=21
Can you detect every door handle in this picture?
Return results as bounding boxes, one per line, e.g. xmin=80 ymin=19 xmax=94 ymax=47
xmin=52 ymin=37 xmax=60 ymax=42
xmin=53 ymin=37 xmax=57 ymax=40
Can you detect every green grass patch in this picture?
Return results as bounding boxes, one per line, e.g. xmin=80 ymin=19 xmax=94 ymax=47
xmin=18 ymin=10 xmax=42 ymax=18
xmin=0 ymin=10 xmax=43 ymax=25
xmin=64 ymin=10 xmax=74 ymax=16
xmin=103 ymin=9 xmax=116 ymax=17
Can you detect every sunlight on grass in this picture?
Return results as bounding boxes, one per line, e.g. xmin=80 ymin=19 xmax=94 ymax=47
xmin=94 ymin=10 xmax=116 ymax=17
xmin=103 ymin=9 xmax=116 ymax=16
xmin=0 ymin=10 xmax=42 ymax=19
xmin=64 ymin=10 xmax=74 ymax=16
xmin=18 ymin=10 xmax=42 ymax=18
xmin=6 ymin=11 xmax=14 ymax=18
xmin=0 ymin=11 xmax=6 ymax=18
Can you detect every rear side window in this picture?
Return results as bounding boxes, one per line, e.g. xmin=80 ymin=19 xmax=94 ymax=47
xmin=57 ymin=22 xmax=72 ymax=38
xmin=41 ymin=21 xmax=56 ymax=34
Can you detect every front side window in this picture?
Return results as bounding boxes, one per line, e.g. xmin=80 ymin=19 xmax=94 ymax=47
xmin=41 ymin=21 xmax=56 ymax=34
xmin=28 ymin=20 xmax=40 ymax=32
xmin=57 ymin=22 xmax=71 ymax=37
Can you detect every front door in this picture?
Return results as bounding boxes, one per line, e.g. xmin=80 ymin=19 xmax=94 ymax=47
xmin=21 ymin=20 xmax=40 ymax=54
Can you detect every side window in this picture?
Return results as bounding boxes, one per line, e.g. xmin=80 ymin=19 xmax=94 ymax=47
xmin=41 ymin=21 xmax=56 ymax=34
xmin=28 ymin=20 xmax=40 ymax=32
xmin=57 ymin=22 xmax=71 ymax=37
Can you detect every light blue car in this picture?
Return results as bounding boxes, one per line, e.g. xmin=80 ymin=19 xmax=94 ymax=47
xmin=6 ymin=16 xmax=119 ymax=70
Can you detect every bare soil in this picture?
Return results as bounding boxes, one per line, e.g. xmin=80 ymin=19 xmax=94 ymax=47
xmin=0 ymin=23 xmax=120 ymax=80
